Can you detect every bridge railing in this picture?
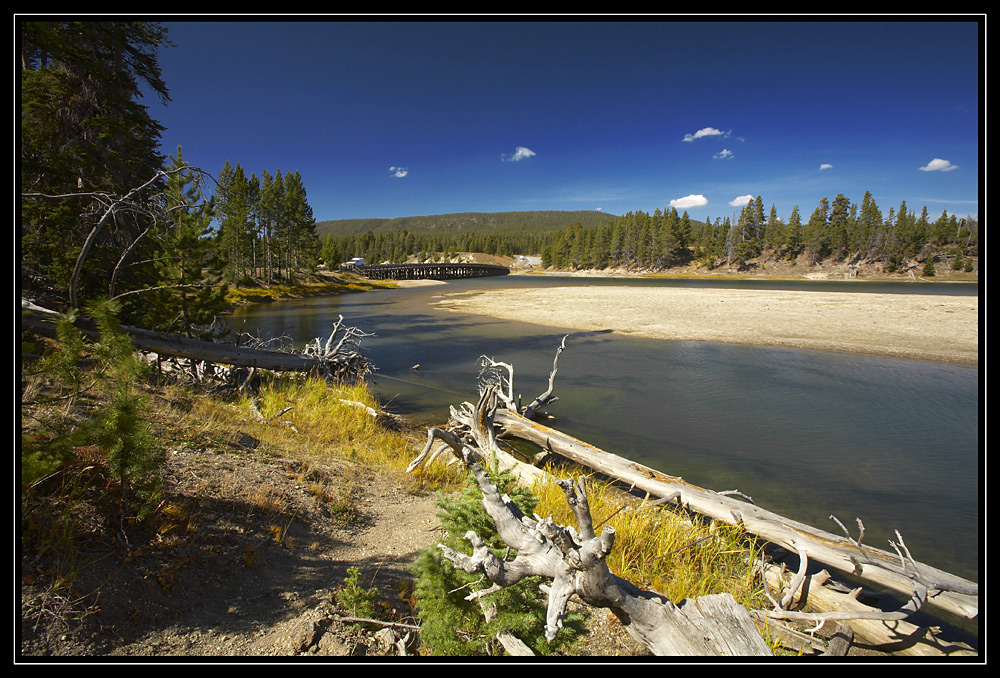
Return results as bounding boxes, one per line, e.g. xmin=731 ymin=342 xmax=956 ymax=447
xmin=343 ymin=263 xmax=510 ymax=280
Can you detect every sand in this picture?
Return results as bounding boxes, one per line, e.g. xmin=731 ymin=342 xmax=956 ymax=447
xmin=433 ymin=285 xmax=979 ymax=365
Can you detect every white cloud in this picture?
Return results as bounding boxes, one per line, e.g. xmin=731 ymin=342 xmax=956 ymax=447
xmin=729 ymin=194 xmax=753 ymax=207
xmin=919 ymin=158 xmax=958 ymax=172
xmin=503 ymin=146 xmax=536 ymax=162
xmin=389 ymin=166 xmax=408 ymax=178
xmin=714 ymin=149 xmax=734 ymax=160
xmin=682 ymin=127 xmax=729 ymax=142
xmin=670 ymin=194 xmax=709 ymax=209
xmin=819 ymin=163 xmax=833 ymax=171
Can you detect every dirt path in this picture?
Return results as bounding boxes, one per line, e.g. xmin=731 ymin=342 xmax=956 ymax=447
xmin=20 ymin=430 xmax=642 ymax=658
xmin=20 ymin=438 xmax=445 ymax=658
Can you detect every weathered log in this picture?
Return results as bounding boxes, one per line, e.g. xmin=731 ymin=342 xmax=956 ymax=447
xmin=21 ymin=299 xmax=370 ymax=379
xmin=428 ymin=387 xmax=772 ymax=656
xmin=758 ymin=564 xmax=976 ymax=656
xmin=493 ymin=409 xmax=979 ymax=623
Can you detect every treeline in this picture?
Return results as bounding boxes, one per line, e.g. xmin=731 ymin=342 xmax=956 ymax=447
xmin=315 ymin=210 xmax=616 ymax=267
xmin=319 ymin=228 xmax=551 ymax=267
xmin=215 ymin=161 xmax=320 ymax=285
xmin=314 ymin=210 xmax=616 ymax=239
xmin=541 ymin=194 xmax=979 ymax=274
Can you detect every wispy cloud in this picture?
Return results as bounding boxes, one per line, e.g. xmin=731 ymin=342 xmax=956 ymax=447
xmin=670 ymin=194 xmax=708 ymax=209
xmin=682 ymin=127 xmax=729 ymax=142
xmin=729 ymin=194 xmax=753 ymax=207
xmin=389 ymin=166 xmax=408 ymax=178
xmin=919 ymin=158 xmax=958 ymax=172
xmin=502 ymin=146 xmax=536 ymax=162
xmin=819 ymin=163 xmax=833 ymax=171
xmin=714 ymin=149 xmax=734 ymax=160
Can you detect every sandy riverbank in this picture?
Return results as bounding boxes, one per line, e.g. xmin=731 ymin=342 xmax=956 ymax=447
xmin=433 ymin=285 xmax=979 ymax=365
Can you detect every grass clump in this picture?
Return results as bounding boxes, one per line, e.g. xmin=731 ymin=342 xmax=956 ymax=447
xmin=224 ymin=272 xmax=397 ymax=307
xmin=216 ymin=374 xmax=464 ymax=490
xmin=530 ymin=468 xmax=765 ymax=611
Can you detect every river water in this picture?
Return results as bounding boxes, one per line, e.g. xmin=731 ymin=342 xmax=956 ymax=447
xmin=232 ymin=275 xmax=980 ymax=582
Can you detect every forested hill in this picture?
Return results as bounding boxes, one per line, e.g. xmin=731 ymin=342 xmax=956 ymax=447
xmin=314 ymin=210 xmax=618 ymax=239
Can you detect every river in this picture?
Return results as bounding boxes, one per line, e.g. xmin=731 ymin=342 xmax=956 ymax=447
xmin=232 ymin=275 xmax=980 ymax=582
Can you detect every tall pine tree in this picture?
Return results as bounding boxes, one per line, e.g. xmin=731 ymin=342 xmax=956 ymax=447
xmin=21 ymin=21 xmax=171 ymax=309
xmin=143 ymin=147 xmax=227 ymax=337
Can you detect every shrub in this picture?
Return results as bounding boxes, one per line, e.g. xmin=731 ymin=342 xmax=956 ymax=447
xmin=410 ymin=460 xmax=584 ymax=656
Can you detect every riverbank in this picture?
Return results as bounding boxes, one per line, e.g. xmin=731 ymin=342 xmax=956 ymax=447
xmin=434 ymin=285 xmax=979 ymax=365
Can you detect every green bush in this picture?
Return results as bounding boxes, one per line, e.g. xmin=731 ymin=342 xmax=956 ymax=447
xmin=410 ymin=461 xmax=584 ymax=656
xmin=335 ymin=566 xmax=381 ymax=630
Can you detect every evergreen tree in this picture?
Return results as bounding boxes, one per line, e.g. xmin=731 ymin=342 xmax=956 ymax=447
xmin=144 ymin=147 xmax=227 ymax=337
xmin=784 ymin=206 xmax=802 ymax=259
xmin=828 ymin=194 xmax=852 ymax=260
xmin=763 ymin=204 xmax=783 ymax=253
xmin=215 ymin=160 xmax=253 ymax=284
xmin=411 ymin=464 xmax=584 ymax=656
xmin=280 ymin=170 xmax=319 ymax=279
xmin=856 ymin=191 xmax=882 ymax=259
xmin=320 ymin=234 xmax=341 ymax=267
xmin=804 ymin=197 xmax=830 ymax=263
xmin=659 ymin=208 xmax=681 ymax=267
xmin=21 ymin=21 xmax=171 ymax=308
xmin=88 ymin=298 xmax=165 ymax=525
xmin=677 ymin=211 xmax=693 ymax=257
xmin=750 ymin=195 xmax=765 ymax=253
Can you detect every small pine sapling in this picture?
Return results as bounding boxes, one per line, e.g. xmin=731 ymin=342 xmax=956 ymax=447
xmin=410 ymin=460 xmax=584 ymax=656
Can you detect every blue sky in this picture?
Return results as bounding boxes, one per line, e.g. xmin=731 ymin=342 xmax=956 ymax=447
xmin=149 ymin=18 xmax=981 ymax=224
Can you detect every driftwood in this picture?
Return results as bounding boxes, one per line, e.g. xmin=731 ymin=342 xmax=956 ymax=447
xmin=495 ymin=409 xmax=979 ymax=625
xmin=410 ymin=336 xmax=979 ymax=656
xmin=21 ymin=300 xmax=372 ymax=383
xmin=757 ymin=564 xmax=977 ymax=656
xmin=422 ymin=387 xmax=772 ymax=656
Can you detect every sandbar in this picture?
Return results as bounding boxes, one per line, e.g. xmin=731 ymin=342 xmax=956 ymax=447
xmin=433 ymin=285 xmax=979 ymax=365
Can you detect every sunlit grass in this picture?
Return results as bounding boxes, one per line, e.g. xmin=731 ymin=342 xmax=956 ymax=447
xmin=188 ymin=374 xmax=465 ymax=492
xmin=529 ymin=468 xmax=765 ymax=611
xmin=223 ymin=272 xmax=397 ymax=306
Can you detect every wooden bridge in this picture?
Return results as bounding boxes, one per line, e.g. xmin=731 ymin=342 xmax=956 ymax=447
xmin=342 ymin=262 xmax=510 ymax=281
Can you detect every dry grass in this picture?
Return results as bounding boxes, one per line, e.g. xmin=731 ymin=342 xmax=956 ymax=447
xmin=529 ymin=469 xmax=765 ymax=611
xmin=189 ymin=375 xmax=465 ymax=494
xmin=223 ymin=272 xmax=397 ymax=307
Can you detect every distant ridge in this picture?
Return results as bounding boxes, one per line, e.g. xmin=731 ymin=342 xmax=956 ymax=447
xmin=314 ymin=210 xmax=618 ymax=239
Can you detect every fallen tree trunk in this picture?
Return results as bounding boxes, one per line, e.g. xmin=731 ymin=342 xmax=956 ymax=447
xmin=758 ymin=563 xmax=977 ymax=657
xmin=493 ymin=409 xmax=979 ymax=624
xmin=428 ymin=388 xmax=772 ymax=656
xmin=21 ymin=299 xmax=370 ymax=380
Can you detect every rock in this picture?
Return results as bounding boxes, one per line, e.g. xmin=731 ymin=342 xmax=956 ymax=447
xmin=289 ymin=618 xmax=321 ymax=653
xmin=373 ymin=627 xmax=397 ymax=654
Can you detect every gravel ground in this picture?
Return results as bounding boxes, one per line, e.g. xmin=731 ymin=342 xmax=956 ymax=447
xmin=19 ymin=428 xmax=640 ymax=659
xmin=433 ymin=285 xmax=978 ymax=365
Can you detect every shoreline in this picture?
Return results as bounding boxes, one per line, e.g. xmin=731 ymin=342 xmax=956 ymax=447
xmin=433 ymin=284 xmax=979 ymax=365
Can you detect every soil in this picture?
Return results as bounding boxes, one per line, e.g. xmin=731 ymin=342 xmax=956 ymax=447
xmin=19 ymin=414 xmax=642 ymax=660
